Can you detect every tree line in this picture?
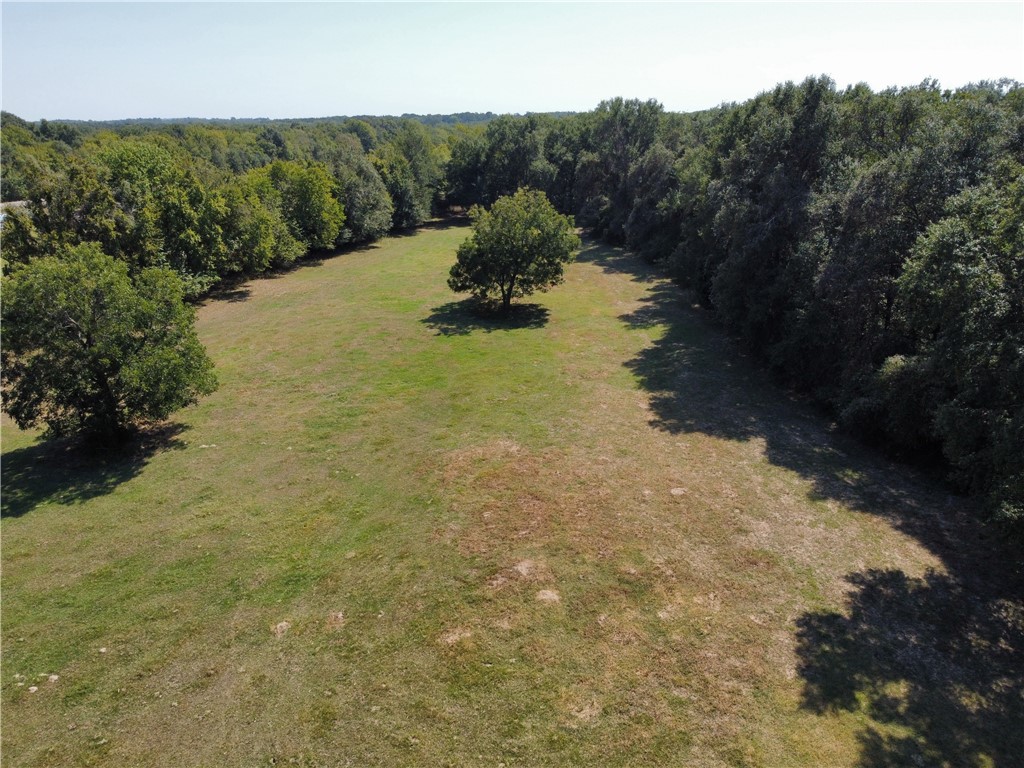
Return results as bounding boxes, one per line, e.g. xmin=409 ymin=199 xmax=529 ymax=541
xmin=1 ymin=112 xmax=463 ymax=294
xmin=441 ymin=77 xmax=1023 ymax=536
xmin=2 ymin=77 xmax=1021 ymax=538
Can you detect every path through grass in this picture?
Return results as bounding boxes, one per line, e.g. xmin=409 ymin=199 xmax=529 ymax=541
xmin=3 ymin=224 xmax=1020 ymax=767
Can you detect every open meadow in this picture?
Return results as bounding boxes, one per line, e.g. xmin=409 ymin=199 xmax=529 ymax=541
xmin=3 ymin=224 xmax=1021 ymax=767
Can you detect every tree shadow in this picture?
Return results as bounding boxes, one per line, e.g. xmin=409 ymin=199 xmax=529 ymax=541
xmin=419 ymin=215 xmax=470 ymax=232
xmin=208 ymin=285 xmax=253 ymax=303
xmin=391 ymin=215 xmax=471 ymax=238
xmin=574 ymin=239 xmax=663 ymax=283
xmin=1 ymin=423 xmax=188 ymax=519
xmin=583 ymin=239 xmax=1024 ymax=766
xmin=421 ymin=299 xmax=550 ymax=337
xmin=198 ymin=273 xmax=254 ymax=306
xmin=796 ymin=569 xmax=1024 ymax=767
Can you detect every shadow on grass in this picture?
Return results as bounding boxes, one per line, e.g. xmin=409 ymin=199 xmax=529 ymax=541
xmin=390 ymin=215 xmax=471 ymax=238
xmin=421 ymin=299 xmax=550 ymax=337
xmin=581 ymin=236 xmax=1024 ymax=767
xmin=1 ymin=423 xmax=188 ymax=519
xmin=207 ymin=284 xmax=253 ymax=303
xmin=268 ymin=240 xmax=382 ymax=275
xmin=796 ymin=569 xmax=1024 ymax=767
xmin=574 ymin=239 xmax=664 ymax=282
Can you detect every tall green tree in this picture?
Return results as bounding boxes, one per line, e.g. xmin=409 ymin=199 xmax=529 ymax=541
xmin=2 ymin=244 xmax=217 ymax=443
xmin=320 ymin=135 xmax=393 ymax=244
xmin=448 ymin=188 xmax=580 ymax=312
xmin=445 ymin=125 xmax=488 ymax=208
xmin=255 ymin=160 xmax=346 ymax=251
xmin=218 ymin=176 xmax=304 ymax=273
xmin=372 ymin=143 xmax=427 ymax=230
xmin=897 ymin=166 xmax=1024 ymax=524
xmin=94 ymin=138 xmax=228 ymax=289
xmin=575 ymin=98 xmax=664 ymax=240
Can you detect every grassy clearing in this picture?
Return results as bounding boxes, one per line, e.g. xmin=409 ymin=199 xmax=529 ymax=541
xmin=3 ymin=224 xmax=1021 ymax=767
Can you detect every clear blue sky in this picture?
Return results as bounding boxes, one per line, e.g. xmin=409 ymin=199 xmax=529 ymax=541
xmin=2 ymin=1 xmax=1022 ymax=120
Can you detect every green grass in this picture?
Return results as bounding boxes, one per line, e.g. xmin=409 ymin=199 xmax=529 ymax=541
xmin=3 ymin=224 xmax=1020 ymax=767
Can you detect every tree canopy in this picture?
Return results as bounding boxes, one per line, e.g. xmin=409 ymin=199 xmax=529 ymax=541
xmin=448 ymin=187 xmax=580 ymax=311
xmin=1 ymin=243 xmax=217 ymax=443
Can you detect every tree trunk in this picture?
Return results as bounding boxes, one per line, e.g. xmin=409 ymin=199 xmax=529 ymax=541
xmin=89 ymin=366 xmax=129 ymax=446
xmin=501 ymin=277 xmax=515 ymax=314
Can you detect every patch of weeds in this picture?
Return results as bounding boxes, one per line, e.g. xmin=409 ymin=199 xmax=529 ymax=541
xmin=442 ymin=645 xmax=517 ymax=695
xmin=60 ymin=679 xmax=98 ymax=706
xmin=252 ymin=563 xmax=327 ymax=605
xmin=791 ymin=563 xmax=826 ymax=608
xmin=643 ymin=728 xmax=696 ymax=763
xmin=302 ymin=701 xmax=340 ymax=740
xmin=543 ymin=728 xmax=586 ymax=761
xmin=721 ymin=742 xmax=761 ymax=768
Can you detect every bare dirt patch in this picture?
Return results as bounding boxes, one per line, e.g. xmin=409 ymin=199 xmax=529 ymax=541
xmin=440 ymin=441 xmax=631 ymax=564
xmin=439 ymin=628 xmax=473 ymax=646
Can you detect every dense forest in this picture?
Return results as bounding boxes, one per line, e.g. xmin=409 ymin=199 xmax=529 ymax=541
xmin=2 ymin=76 xmax=1021 ymax=542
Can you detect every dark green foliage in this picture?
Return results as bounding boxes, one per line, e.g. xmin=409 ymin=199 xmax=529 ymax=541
xmin=445 ymin=126 xmax=487 ymax=208
xmin=218 ymin=177 xmax=304 ymax=273
xmin=94 ymin=138 xmax=230 ymax=294
xmin=1 ymin=113 xmax=71 ymax=202
xmin=0 ymin=112 xmax=429 ymax=291
xmin=445 ymin=116 xmax=546 ymax=208
xmin=371 ymin=143 xmax=425 ymax=230
xmin=679 ymin=79 xmax=1021 ymax=537
xmin=622 ymin=142 xmax=680 ymax=261
xmin=448 ymin=188 xmax=580 ymax=311
xmin=35 ymin=118 xmax=83 ymax=148
xmin=542 ymin=115 xmax=588 ymax=214
xmin=321 ymin=135 xmax=393 ymax=244
xmin=371 ymin=120 xmax=444 ymax=229
xmin=2 ymin=156 xmax=126 ymax=264
xmin=3 ymin=139 xmax=230 ymax=295
xmin=897 ymin=167 xmax=1024 ymax=523
xmin=478 ymin=115 xmax=554 ymax=203
xmin=257 ymin=126 xmax=292 ymax=160
xmin=342 ymin=119 xmax=379 ymax=152
xmin=575 ymin=98 xmax=664 ymax=241
xmin=706 ymin=77 xmax=838 ymax=354
xmin=1 ymin=244 xmax=217 ymax=443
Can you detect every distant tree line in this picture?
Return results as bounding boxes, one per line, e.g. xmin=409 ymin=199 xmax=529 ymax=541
xmin=1 ymin=111 xmax=458 ymax=294
xmin=2 ymin=77 xmax=1021 ymax=535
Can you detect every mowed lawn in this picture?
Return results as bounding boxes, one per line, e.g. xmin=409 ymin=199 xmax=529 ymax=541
xmin=3 ymin=224 xmax=1020 ymax=767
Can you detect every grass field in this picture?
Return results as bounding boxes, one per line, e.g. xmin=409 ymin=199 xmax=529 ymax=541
xmin=3 ymin=223 xmax=1021 ymax=767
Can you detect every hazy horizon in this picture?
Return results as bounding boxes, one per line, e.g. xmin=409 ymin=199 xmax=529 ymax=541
xmin=3 ymin=1 xmax=1022 ymax=122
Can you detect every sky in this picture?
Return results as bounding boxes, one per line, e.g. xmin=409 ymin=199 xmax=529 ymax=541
xmin=2 ymin=1 xmax=1022 ymax=120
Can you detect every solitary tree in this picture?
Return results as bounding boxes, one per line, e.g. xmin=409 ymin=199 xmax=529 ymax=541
xmin=448 ymin=187 xmax=580 ymax=312
xmin=2 ymin=243 xmax=218 ymax=444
